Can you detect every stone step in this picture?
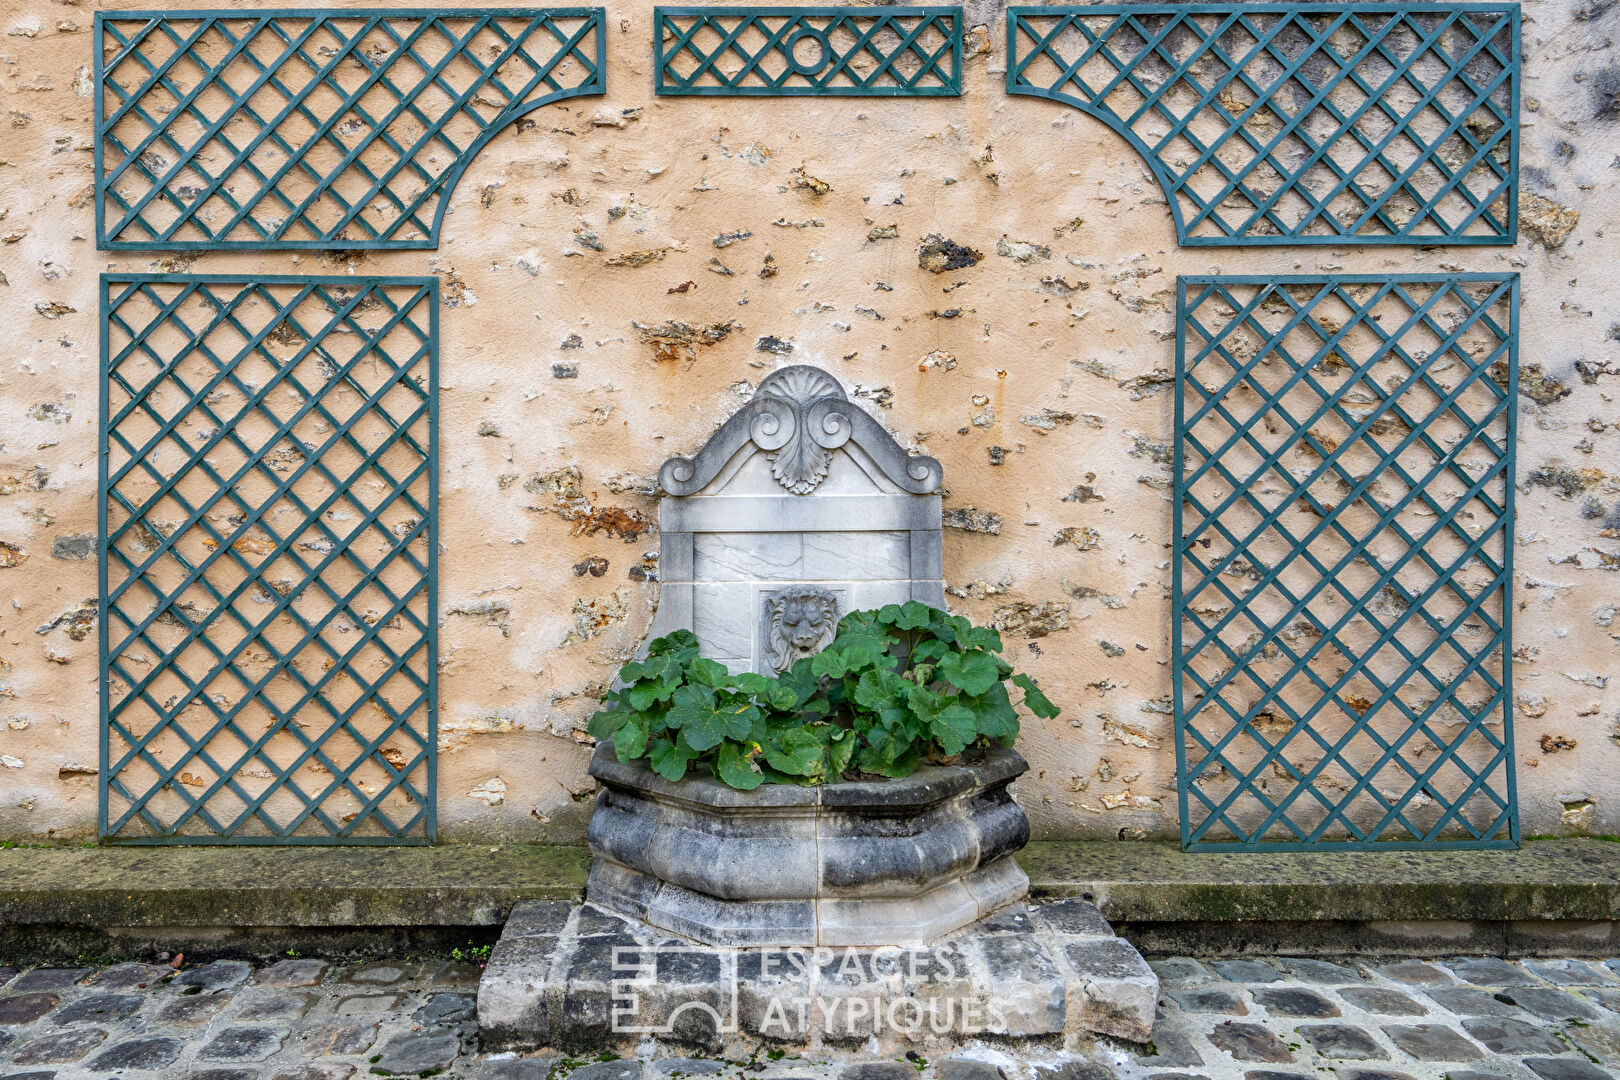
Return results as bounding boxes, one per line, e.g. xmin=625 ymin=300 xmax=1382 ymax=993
xmin=476 ymin=898 xmax=1156 ymax=1057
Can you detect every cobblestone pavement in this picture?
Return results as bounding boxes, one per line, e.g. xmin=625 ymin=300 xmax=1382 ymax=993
xmin=2 ymin=953 xmax=1619 ymax=1080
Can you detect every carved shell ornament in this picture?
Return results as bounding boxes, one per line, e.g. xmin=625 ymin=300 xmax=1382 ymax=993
xmin=658 ymin=365 xmax=944 ymax=496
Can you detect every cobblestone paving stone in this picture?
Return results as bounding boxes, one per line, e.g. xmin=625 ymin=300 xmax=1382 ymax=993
xmin=3 ymin=954 xmax=1620 ymax=1079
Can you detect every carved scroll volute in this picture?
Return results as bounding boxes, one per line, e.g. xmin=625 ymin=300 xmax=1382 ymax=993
xmin=657 ymin=364 xmax=944 ymax=497
xmin=659 ymin=397 xmax=799 ymax=495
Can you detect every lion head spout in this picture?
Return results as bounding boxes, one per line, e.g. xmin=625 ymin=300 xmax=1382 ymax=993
xmin=763 ymin=587 xmax=840 ymax=673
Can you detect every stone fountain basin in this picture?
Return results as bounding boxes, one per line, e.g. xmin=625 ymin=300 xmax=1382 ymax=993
xmin=585 ymin=742 xmax=1032 ymax=947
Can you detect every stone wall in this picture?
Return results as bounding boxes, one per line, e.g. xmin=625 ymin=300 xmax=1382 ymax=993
xmin=0 ymin=0 xmax=1614 ymax=844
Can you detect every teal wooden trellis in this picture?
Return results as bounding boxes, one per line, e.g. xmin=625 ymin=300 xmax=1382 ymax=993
xmin=1173 ymin=274 xmax=1517 ymax=850
xmin=95 ymin=8 xmax=605 ymax=250
xmin=654 ymin=6 xmax=962 ymax=96
xmin=1008 ymin=4 xmax=1519 ymax=245
xmin=99 ymin=275 xmax=438 ymax=844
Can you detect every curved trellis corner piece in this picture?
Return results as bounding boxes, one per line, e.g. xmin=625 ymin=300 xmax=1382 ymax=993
xmin=659 ymin=365 xmax=944 ymax=497
xmin=95 ymin=8 xmax=606 ymax=250
xmin=1008 ymin=3 xmax=1519 ymax=246
xmin=655 ymin=6 xmax=962 ymax=96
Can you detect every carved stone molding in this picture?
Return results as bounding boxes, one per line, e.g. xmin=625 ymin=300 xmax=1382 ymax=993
xmin=658 ymin=364 xmax=943 ymax=496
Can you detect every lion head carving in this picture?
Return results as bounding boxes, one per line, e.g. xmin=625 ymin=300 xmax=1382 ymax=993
xmin=763 ymin=587 xmax=840 ymax=673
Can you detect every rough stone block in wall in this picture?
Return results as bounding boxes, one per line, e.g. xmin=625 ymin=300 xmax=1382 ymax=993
xmin=0 ymin=0 xmax=1614 ymax=844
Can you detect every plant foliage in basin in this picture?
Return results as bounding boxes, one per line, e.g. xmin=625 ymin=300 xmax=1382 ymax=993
xmin=587 ymin=602 xmax=1059 ymax=790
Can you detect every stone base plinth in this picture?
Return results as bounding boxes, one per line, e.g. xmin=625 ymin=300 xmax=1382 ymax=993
xmin=477 ymin=898 xmax=1157 ymax=1057
xmin=586 ymin=743 xmax=1035 ymax=948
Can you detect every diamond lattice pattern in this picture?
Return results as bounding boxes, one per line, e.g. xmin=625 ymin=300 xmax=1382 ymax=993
xmin=1175 ymin=275 xmax=1517 ymax=848
xmin=1010 ymin=5 xmax=1517 ymax=244
xmin=96 ymin=10 xmax=603 ymax=248
xmin=656 ymin=8 xmax=960 ymax=95
xmin=101 ymin=276 xmax=437 ymax=842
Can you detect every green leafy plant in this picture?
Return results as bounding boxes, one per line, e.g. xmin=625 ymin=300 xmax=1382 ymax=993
xmin=587 ymin=602 xmax=1058 ymax=790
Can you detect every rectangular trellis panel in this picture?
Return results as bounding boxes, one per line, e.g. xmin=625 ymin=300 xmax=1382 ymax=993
xmin=1008 ymin=4 xmax=1518 ymax=245
xmin=655 ymin=6 xmax=962 ymax=96
xmin=1173 ymin=274 xmax=1518 ymax=850
xmin=99 ymin=275 xmax=438 ymax=844
xmin=95 ymin=8 xmax=605 ymax=250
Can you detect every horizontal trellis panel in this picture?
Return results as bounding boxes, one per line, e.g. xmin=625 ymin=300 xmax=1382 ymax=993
xmin=655 ymin=6 xmax=962 ymax=96
xmin=1008 ymin=4 xmax=1518 ymax=245
xmin=99 ymin=275 xmax=438 ymax=844
xmin=1173 ymin=274 xmax=1518 ymax=850
xmin=95 ymin=8 xmax=605 ymax=250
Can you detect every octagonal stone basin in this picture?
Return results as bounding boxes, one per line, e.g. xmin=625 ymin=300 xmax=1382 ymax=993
xmin=585 ymin=742 xmax=1032 ymax=947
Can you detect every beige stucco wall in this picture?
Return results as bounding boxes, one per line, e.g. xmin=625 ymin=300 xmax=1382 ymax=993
xmin=0 ymin=0 xmax=1615 ymax=845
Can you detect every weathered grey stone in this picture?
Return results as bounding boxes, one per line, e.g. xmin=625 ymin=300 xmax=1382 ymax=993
xmin=1211 ymin=960 xmax=1283 ymax=984
xmin=252 ymin=959 xmax=328 ymax=988
xmin=1151 ymin=958 xmax=1215 ymax=986
xmin=370 ymin=1032 xmax=461 ymax=1076
xmin=1460 ymin=1016 xmax=1569 ymax=1055
xmin=176 ymin=960 xmax=253 ymax=991
xmin=198 ymin=1026 xmax=287 ymax=1062
xmin=1443 ymin=958 xmax=1539 ymax=986
xmin=0 ymin=993 xmax=59 ymax=1024
xmin=1207 ymin=1021 xmax=1293 ymax=1063
xmin=1251 ymin=988 xmax=1339 ymax=1017
xmin=935 ymin=1056 xmax=1007 ymax=1080
xmin=186 ymin=1070 xmax=261 ymax=1080
xmin=1339 ymin=1072 xmax=1417 ymax=1080
xmin=1132 ymin=1028 xmax=1205 ymax=1067
xmin=9 ymin=969 xmax=89 ymax=992
xmin=271 ymin=1065 xmax=356 ymax=1080
xmin=335 ymin=994 xmax=398 ymax=1015
xmin=651 ymin=1058 xmax=724 ymax=1076
xmin=1167 ymin=988 xmax=1246 ymax=1014
xmin=49 ymin=533 xmax=94 ymax=560
xmin=1297 ymin=1024 xmax=1387 ymax=1060
xmin=1380 ymin=1024 xmax=1484 ymax=1060
xmin=1276 ymin=958 xmax=1361 ymax=984
xmin=85 ymin=962 xmax=171 ymax=989
xmin=503 ymin=900 xmax=572 ymax=936
xmin=1033 ymin=1063 xmax=1119 ymax=1080
xmin=1037 ymin=899 xmax=1113 ymax=938
xmin=233 ymin=990 xmax=311 ymax=1021
xmin=1523 ymin=1058 xmax=1614 ymax=1080
xmin=1338 ymin=988 xmax=1426 ymax=1015
xmin=1064 ymin=937 xmax=1157 ymax=1042
xmin=1523 ymin=959 xmax=1617 ymax=986
xmin=157 ymin=993 xmax=232 ymax=1025
xmin=85 ymin=1035 xmax=184 ymax=1071
xmin=471 ymin=1058 xmax=559 ymax=1080
xmin=1495 ymin=986 xmax=1602 ymax=1021
xmin=10 ymin=1027 xmax=108 ymax=1064
xmin=339 ymin=962 xmax=405 ymax=985
xmin=416 ymin=992 xmax=477 ymax=1026
xmin=587 ymin=744 xmax=1032 ymax=947
xmin=1373 ymin=962 xmax=1453 ymax=986
xmin=838 ymin=1065 xmax=915 ymax=1080
xmin=978 ymin=931 xmax=1065 ymax=1033
xmin=300 ymin=1020 xmax=378 ymax=1056
xmin=1421 ymin=986 xmax=1522 ymax=1017
xmin=52 ymin=992 xmax=141 ymax=1025
xmin=570 ymin=1062 xmax=642 ymax=1080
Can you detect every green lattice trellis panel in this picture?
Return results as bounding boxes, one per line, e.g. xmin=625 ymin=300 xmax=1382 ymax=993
xmin=95 ymin=8 xmax=605 ymax=250
xmin=1008 ymin=4 xmax=1518 ymax=245
xmin=655 ymin=7 xmax=962 ymax=96
xmin=1174 ymin=274 xmax=1518 ymax=851
xmin=99 ymin=275 xmax=438 ymax=844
